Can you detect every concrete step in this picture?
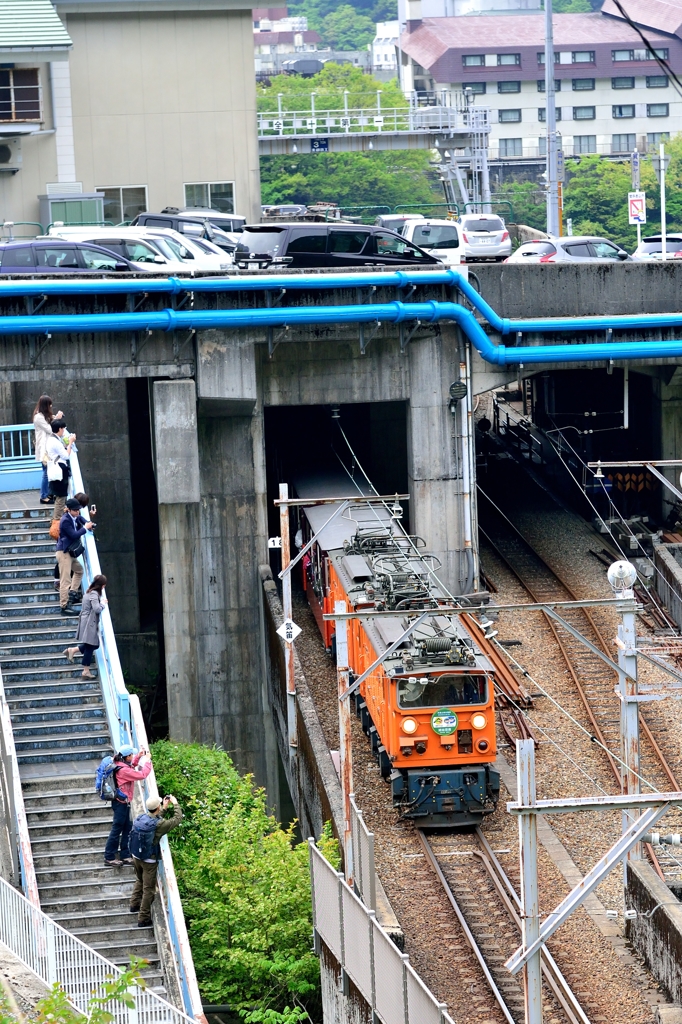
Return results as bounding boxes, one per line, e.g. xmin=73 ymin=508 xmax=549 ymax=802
xmin=0 ymin=627 xmax=76 ymax=645
xmin=1 ymin=651 xmax=92 ymax=670
xmin=0 ymin=639 xmax=85 ymax=656
xmin=29 ymin=826 xmax=111 ymax=851
xmin=0 ymin=591 xmax=62 ymax=607
xmin=92 ymin=937 xmax=160 ymax=959
xmin=15 ymin=726 xmax=109 ymax=748
xmin=17 ymin=744 xmax=110 ymax=765
xmin=13 ymin=713 xmax=107 ymax=735
xmin=40 ymin=891 xmax=137 ymax=916
xmin=36 ymin=861 xmax=136 ymax=884
xmin=0 ymin=539 xmax=56 ymax=554
xmin=37 ymin=875 xmax=135 ymax=902
xmin=9 ymin=694 xmax=104 ymax=713
xmin=53 ymin=907 xmax=140 ymax=930
xmin=0 ymin=604 xmax=66 ymax=620
xmin=0 ymin=531 xmax=52 ymax=546
xmin=33 ymin=846 xmax=113 ymax=869
xmin=3 ymin=665 xmax=95 ymax=684
xmin=5 ymin=679 xmax=101 ymax=698
xmin=23 ymin=773 xmax=104 ymax=795
xmin=0 ymin=578 xmax=56 ymax=593
xmin=72 ymin=922 xmax=154 ymax=945
xmin=13 ymin=708 xmax=105 ymax=730
xmin=28 ymin=803 xmax=107 ymax=826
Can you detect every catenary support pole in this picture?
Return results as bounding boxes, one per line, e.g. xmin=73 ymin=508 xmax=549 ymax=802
xmin=279 ymin=484 xmax=297 ymax=754
xmin=518 ymin=739 xmax=543 ymax=1024
xmin=544 ymin=0 xmax=559 ymax=237
xmin=618 ymin=589 xmax=640 ymax=876
xmin=335 ymin=600 xmax=354 ymax=884
xmin=661 ymin=142 xmax=667 ymax=261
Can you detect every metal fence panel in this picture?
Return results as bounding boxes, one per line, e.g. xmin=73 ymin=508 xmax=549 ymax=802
xmin=405 ymin=962 xmax=443 ymax=1024
xmin=310 ymin=845 xmax=343 ymax=960
xmin=341 ymin=885 xmax=373 ymax=998
xmin=372 ymin=919 xmax=406 ymax=1024
xmin=350 ymin=795 xmax=376 ymax=911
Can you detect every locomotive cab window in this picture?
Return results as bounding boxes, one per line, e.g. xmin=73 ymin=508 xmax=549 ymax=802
xmin=397 ymin=673 xmax=488 ymax=708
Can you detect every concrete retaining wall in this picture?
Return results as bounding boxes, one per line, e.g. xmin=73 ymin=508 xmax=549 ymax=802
xmin=626 ymin=859 xmax=682 ymax=1002
xmin=653 ymin=541 xmax=682 ymax=631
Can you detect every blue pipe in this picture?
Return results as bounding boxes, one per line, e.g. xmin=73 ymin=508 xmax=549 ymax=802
xmin=5 ymin=299 xmax=682 ymax=366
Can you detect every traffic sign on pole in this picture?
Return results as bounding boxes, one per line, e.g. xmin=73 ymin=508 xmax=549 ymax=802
xmin=628 ymin=191 xmax=646 ymax=225
xmin=556 ymin=148 xmax=564 ymax=183
xmin=631 ymin=149 xmax=640 ymax=190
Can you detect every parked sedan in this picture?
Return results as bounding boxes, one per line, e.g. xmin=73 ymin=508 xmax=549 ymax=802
xmin=631 ymin=234 xmax=682 ymax=260
xmin=0 ymin=240 xmax=134 ymax=273
xmin=536 ymin=236 xmax=631 ymax=263
xmin=459 ymin=214 xmax=512 ymax=262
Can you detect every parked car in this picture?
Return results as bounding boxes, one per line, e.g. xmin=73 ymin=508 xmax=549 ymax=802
xmin=631 ymin=234 xmax=682 ymax=260
xmin=139 ymin=228 xmax=232 ymax=271
xmin=400 ymin=219 xmax=464 ymax=267
xmin=458 ymin=214 xmax=512 ymax=262
xmin=132 ymin=210 xmax=245 ymax=252
xmin=47 ymin=226 xmax=190 ymax=273
xmin=233 ymin=223 xmax=441 ymax=269
xmin=374 ymin=214 xmax=423 ymax=233
xmin=0 ymin=240 xmax=135 ymax=273
xmin=535 ymin=236 xmax=632 ymax=263
xmin=506 ymin=240 xmax=559 ymax=263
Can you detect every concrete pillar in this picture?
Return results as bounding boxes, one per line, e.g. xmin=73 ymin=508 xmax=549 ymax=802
xmin=657 ymin=367 xmax=682 ymax=506
xmin=407 ymin=327 xmax=474 ymax=595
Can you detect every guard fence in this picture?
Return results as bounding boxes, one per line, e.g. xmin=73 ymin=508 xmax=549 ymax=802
xmin=350 ymin=793 xmax=376 ymax=911
xmin=0 ymin=871 xmax=194 ymax=1024
xmin=309 ymin=840 xmax=456 ymax=1024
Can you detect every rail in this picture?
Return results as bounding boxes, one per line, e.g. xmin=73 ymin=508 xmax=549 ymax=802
xmin=258 ymin=104 xmax=491 ymax=139
xmin=68 ymin=450 xmax=205 ymax=1022
xmin=309 ymin=840 xmax=456 ymax=1024
xmin=0 ymin=868 xmax=194 ymax=1024
xmin=0 ymin=666 xmax=39 ymax=906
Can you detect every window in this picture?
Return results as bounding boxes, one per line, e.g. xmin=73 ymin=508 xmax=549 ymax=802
xmin=184 ymin=181 xmax=235 ymax=213
xmin=327 ymin=230 xmax=369 ymax=253
xmin=35 ymin=246 xmax=79 ymax=269
xmin=412 ymin=224 xmax=460 ymax=249
xmin=497 ymin=53 xmax=520 ymax=65
xmin=563 ymin=242 xmax=592 ymax=257
xmin=373 ymin=232 xmax=425 ymax=258
xmin=574 ymin=135 xmax=596 ymax=153
xmin=573 ymin=105 xmax=595 ymax=119
xmin=538 ymin=107 xmax=562 ymax=121
xmin=498 ymin=81 xmax=521 ymax=93
xmin=612 ymin=77 xmax=635 ymax=88
xmin=537 ymin=79 xmax=561 ymax=91
xmin=97 ymin=186 xmax=147 ymax=225
xmin=286 ymin=231 xmax=326 ymax=253
xmin=79 ymin=248 xmax=122 ymax=271
xmin=572 ymin=51 xmax=594 ymax=63
xmin=397 ymin=673 xmax=487 ymax=709
xmin=538 ymin=52 xmax=560 ymax=64
xmin=573 ymin=78 xmax=595 ymax=90
xmin=123 ymin=241 xmax=163 ymax=263
xmin=592 ymin=240 xmax=623 ymax=259
xmin=647 ymin=75 xmax=668 ymax=88
xmin=463 ymin=54 xmax=485 ymax=66
xmin=613 ymin=48 xmax=668 ymax=61
xmin=648 ymin=103 xmax=669 ymax=117
xmin=648 ymin=132 xmax=669 ymax=147
xmin=499 ymin=108 xmax=521 ymax=122
xmin=468 ymin=81 xmax=486 ymax=94
xmin=499 ymin=137 xmax=522 ymax=156
xmin=0 ymin=246 xmax=33 ymax=268
xmin=0 ymin=69 xmax=40 ymax=122
xmin=613 ymin=104 xmax=635 ymax=118
xmin=612 ymin=133 xmax=636 ymax=152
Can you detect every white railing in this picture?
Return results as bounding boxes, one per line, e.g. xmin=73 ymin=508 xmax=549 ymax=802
xmin=350 ymin=794 xmax=375 ymax=912
xmin=0 ymin=870 xmax=194 ymax=1024
xmin=0 ymin=665 xmax=39 ymax=906
xmin=68 ymin=450 xmax=206 ymax=1023
xmin=258 ymin=104 xmax=490 ymax=138
xmin=309 ymin=841 xmax=455 ymax=1024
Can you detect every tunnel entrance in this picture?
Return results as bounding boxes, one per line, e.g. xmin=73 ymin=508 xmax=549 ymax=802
xmin=264 ymin=401 xmax=409 ymax=543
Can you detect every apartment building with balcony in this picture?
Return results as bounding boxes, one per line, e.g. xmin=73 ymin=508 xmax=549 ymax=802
xmin=400 ymin=6 xmax=682 ymax=165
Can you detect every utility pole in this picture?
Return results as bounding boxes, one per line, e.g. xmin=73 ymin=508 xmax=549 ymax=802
xmin=517 ymin=739 xmax=543 ymax=1024
xmin=335 ymin=600 xmax=354 ymax=885
xmin=544 ymin=0 xmax=559 ymax=237
xmin=278 ymin=484 xmax=297 ymax=756
xmin=660 ymin=142 xmax=667 ymax=261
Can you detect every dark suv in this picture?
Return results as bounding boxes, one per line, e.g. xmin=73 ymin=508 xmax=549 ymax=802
xmin=131 ymin=210 xmax=244 ymax=254
xmin=233 ymin=223 xmax=441 ymax=270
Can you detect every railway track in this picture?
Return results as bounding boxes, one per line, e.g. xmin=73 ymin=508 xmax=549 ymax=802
xmin=417 ymin=828 xmax=590 ymax=1024
xmin=478 ymin=486 xmax=682 ymax=881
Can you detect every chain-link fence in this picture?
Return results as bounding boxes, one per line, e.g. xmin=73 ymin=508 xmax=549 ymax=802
xmin=310 ymin=841 xmax=456 ymax=1024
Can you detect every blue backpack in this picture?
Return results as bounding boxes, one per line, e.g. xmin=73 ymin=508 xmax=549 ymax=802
xmin=130 ymin=813 xmax=160 ymax=861
xmin=95 ymin=756 xmax=125 ymax=802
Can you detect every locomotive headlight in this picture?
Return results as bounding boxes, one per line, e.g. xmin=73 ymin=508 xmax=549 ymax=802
xmin=402 ymin=718 xmax=418 ymax=734
xmin=471 ymin=713 xmax=487 ymax=731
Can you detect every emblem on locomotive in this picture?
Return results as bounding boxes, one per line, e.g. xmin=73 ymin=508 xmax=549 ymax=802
xmin=430 ymin=708 xmax=458 ymax=736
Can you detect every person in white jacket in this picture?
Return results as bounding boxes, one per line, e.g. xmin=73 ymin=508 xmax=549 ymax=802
xmin=33 ymin=395 xmax=63 ymax=504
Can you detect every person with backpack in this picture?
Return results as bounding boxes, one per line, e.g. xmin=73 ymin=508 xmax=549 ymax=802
xmin=130 ymin=794 xmax=183 ymax=927
xmin=100 ymin=745 xmax=152 ymax=867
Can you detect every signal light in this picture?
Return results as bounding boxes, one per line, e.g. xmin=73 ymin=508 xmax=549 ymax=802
xmin=402 ymin=718 xmax=418 ymax=734
xmin=471 ymin=713 xmax=487 ymax=730
xmin=476 ymin=739 xmax=490 ymax=752
xmin=501 ymin=231 xmax=509 ymax=241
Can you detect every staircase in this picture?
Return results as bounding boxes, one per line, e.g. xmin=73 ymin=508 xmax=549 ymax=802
xmin=0 ymin=497 xmax=167 ymax=995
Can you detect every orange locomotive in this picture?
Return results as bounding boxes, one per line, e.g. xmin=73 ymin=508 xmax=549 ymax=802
xmin=298 ymin=480 xmax=500 ymax=828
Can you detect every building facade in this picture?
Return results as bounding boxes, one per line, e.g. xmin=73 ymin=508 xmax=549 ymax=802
xmin=0 ymin=0 xmax=261 ymax=228
xmin=401 ymin=8 xmax=682 ymax=164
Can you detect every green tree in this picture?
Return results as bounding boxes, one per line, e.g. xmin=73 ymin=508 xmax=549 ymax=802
xmin=321 ymin=5 xmax=375 ymax=49
xmin=288 ymin=0 xmax=396 ymax=41
xmin=257 ymin=63 xmax=407 ymax=113
xmin=150 ymin=741 xmax=339 ymax=1021
xmin=491 ymin=181 xmax=547 ymax=232
xmin=552 ymin=0 xmax=591 ymax=11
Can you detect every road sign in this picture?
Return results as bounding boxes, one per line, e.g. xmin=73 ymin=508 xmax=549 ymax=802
xmin=556 ymin=149 xmax=564 ymax=183
xmin=310 ymin=137 xmax=329 ymax=152
xmin=652 ymin=151 xmax=670 ymax=184
xmin=273 ymin=119 xmax=284 ymax=131
xmin=277 ymin=619 xmax=302 ymax=644
xmin=631 ymin=149 xmax=640 ymax=190
xmin=628 ymin=191 xmax=646 ymax=225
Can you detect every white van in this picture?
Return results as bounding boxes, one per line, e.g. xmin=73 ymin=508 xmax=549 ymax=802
xmin=400 ymin=219 xmax=464 ymax=268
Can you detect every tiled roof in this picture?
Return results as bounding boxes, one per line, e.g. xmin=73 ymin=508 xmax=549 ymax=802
xmin=602 ymin=0 xmax=682 ymax=40
xmin=0 ymin=0 xmax=71 ymax=49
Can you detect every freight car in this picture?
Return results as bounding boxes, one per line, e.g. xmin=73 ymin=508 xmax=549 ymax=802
xmin=295 ymin=475 xmax=500 ymax=828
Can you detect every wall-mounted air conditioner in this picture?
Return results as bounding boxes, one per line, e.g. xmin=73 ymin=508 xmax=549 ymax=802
xmin=0 ymin=138 xmax=22 ymax=174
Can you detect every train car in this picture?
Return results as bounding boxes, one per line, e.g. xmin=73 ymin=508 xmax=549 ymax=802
xmin=295 ymin=475 xmax=500 ymax=828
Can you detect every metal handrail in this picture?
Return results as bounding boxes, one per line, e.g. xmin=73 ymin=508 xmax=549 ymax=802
xmin=464 ymin=200 xmax=514 ymax=220
xmin=0 ymin=221 xmax=45 ymax=240
xmin=0 ymin=666 xmax=39 ymax=906
xmin=0 ymin=868 xmax=195 ymax=1024
xmin=393 ymin=202 xmax=460 ymax=216
xmin=67 ymin=450 xmax=204 ymax=1022
xmin=257 ymin=105 xmax=489 ymax=138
